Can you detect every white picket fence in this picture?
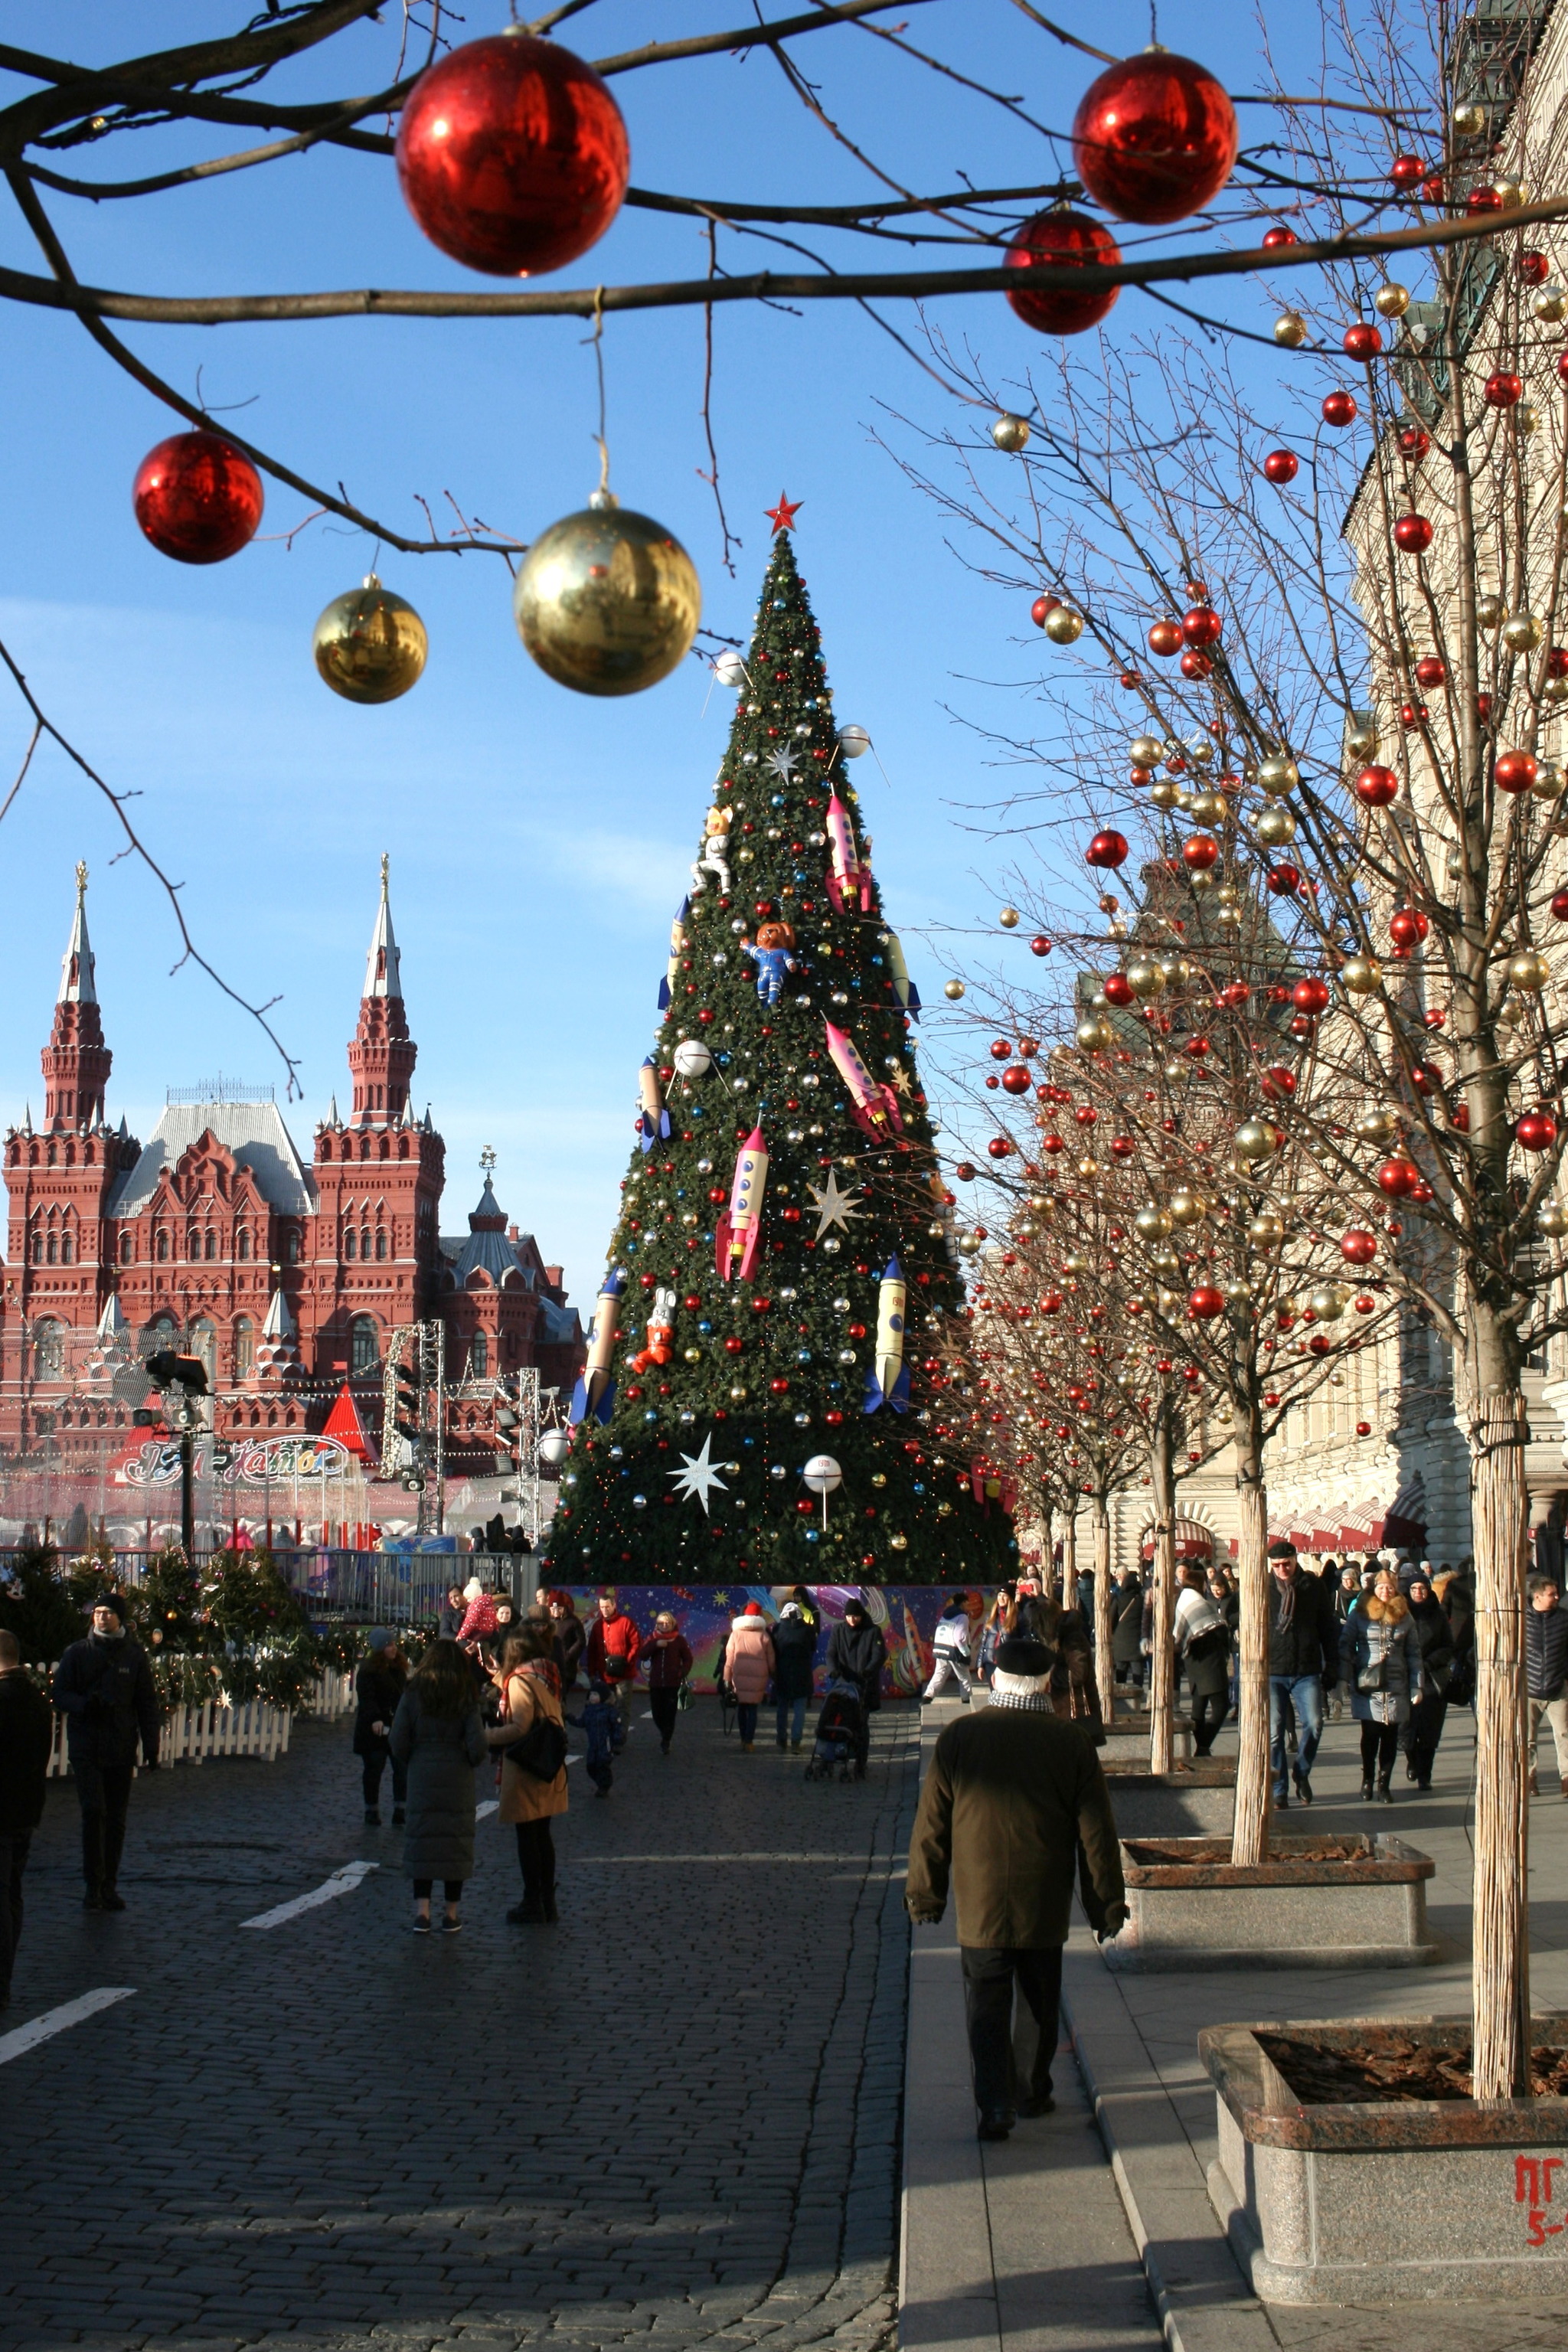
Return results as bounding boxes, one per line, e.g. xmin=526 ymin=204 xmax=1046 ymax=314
xmin=38 ymin=1662 xmax=357 ymax=1779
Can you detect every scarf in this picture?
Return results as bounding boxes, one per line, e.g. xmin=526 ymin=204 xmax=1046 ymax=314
xmin=1272 ymin=1572 xmax=1297 ymax=1628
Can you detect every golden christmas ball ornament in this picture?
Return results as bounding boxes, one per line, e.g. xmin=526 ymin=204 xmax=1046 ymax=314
xmin=1452 ymin=100 xmax=1487 ymax=137
xmin=1043 ymin=602 xmax=1085 ymax=645
xmin=998 ymin=906 xmax=1021 ymax=929
xmin=1355 ymin=1106 xmax=1397 ymax=1143
xmin=1254 ymin=802 xmax=1297 ymax=847
xmin=1135 ymin=1205 xmax=1172 ymax=1240
xmin=1149 ymin=778 xmax=1182 ymax=810
xmin=313 ymin=574 xmax=428 ymax=703
xmin=1508 ymin=948 xmax=1550 ymax=992
xmin=991 ymin=413 xmax=1031 ymax=452
xmin=1538 ymin=1200 xmax=1568 ymax=1238
xmin=1502 ymin=611 xmax=1543 ymax=653
xmin=513 ymin=493 xmax=701 ymax=696
xmin=1339 ymin=953 xmax=1383 ymax=995
xmin=1257 ymin=753 xmax=1300 ymax=796
xmin=1129 ymin=732 xmax=1164 ymax=767
xmin=1168 ymin=1189 xmax=1207 ymax=1227
xmin=943 ymin=978 xmax=966 ymax=1001
xmin=1345 ymin=717 xmax=1378 ymax=760
xmin=1534 ymin=283 xmax=1567 ymax=324
xmin=1273 ymin=311 xmax=1308 ymax=348
xmin=1126 ymin=956 xmax=1165 ymax=998
xmin=1374 ymin=280 xmax=1411 ymax=319
xmin=1476 ymin=593 xmax=1505 ymax=632
xmin=1533 ymin=759 xmax=1566 ymax=801
xmin=1235 ymin=1116 xmax=1282 ymax=1165
xmin=1247 ymin=1210 xmax=1285 ymax=1248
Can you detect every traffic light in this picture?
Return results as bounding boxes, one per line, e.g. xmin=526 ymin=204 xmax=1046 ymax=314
xmin=145 ymin=1350 xmax=207 ymax=1395
xmin=394 ymin=1359 xmax=421 ymax=1441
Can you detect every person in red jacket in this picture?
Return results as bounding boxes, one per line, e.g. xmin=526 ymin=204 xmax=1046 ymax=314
xmin=586 ymin=1595 xmax=642 ymax=1749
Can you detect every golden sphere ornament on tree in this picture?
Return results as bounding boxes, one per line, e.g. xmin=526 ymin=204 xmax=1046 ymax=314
xmin=1502 ymin=611 xmax=1543 ymax=652
xmin=313 ymin=575 xmax=429 ymax=703
xmin=1150 ymin=778 xmax=1182 ymax=810
xmin=1129 ymin=732 xmax=1165 ymax=767
xmin=513 ymin=494 xmax=701 ymax=695
xmin=1257 ymin=753 xmax=1301 ymax=796
xmin=1254 ymin=802 xmax=1297 ymax=847
xmin=1374 ymin=281 xmax=1411 ymax=318
xmin=1274 ymin=312 xmax=1308 ymax=348
xmin=1538 ymin=1200 xmax=1568 ymax=1238
xmin=1043 ymin=602 xmax=1085 ymax=645
xmin=1235 ymin=1117 xmax=1282 ymax=1165
xmin=1339 ymin=953 xmax=1383 ymax=996
xmin=1346 ymin=717 xmax=1378 ymax=760
xmin=1508 ymin=948 xmax=1550 ymax=992
xmin=943 ymin=978 xmax=966 ymax=1001
xmin=991 ymin=413 xmax=1031 ymax=452
xmin=998 ymin=906 xmax=1021 ymax=928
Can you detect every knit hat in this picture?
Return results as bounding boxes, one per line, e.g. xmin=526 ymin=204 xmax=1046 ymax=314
xmin=995 ymin=1633 xmax=1053 ymax=1679
xmin=743 ymin=1600 xmax=763 ymax=1615
xmin=366 ymin=1627 xmax=392 ymax=1651
xmin=463 ymin=1576 xmax=483 ymax=1601
xmin=92 ymin=1591 xmax=126 ymax=1622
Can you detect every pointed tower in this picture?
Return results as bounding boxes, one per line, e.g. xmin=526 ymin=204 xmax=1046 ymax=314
xmin=41 ymin=863 xmax=112 ymax=1131
xmin=346 ymin=853 xmax=417 ymax=1125
xmin=255 ymin=1285 xmax=301 ymax=1380
xmin=539 ymin=518 xmax=1014 ymax=1587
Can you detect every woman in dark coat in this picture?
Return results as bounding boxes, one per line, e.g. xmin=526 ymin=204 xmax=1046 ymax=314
xmin=352 ymin=1630 xmax=408 ymax=1826
xmin=1029 ymin=1592 xmax=1105 ymax=1746
xmin=546 ymin=1592 xmax=586 ymax=1690
xmin=389 ymin=1637 xmax=487 ymax=1935
xmin=770 ymin=1602 xmax=818 ymax=1752
xmin=1400 ymin=1574 xmax=1455 ymax=1789
xmin=1109 ymin=1571 xmax=1145 ymax=1694
xmin=825 ymin=1599 xmax=885 ymax=1775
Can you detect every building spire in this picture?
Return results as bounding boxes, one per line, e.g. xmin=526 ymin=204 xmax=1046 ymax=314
xmin=59 ymin=861 xmax=97 ymax=1006
xmin=364 ymin=851 xmax=402 ymax=1000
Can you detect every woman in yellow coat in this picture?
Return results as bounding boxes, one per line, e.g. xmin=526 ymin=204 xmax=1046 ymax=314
xmin=489 ymin=1626 xmax=568 ymax=1924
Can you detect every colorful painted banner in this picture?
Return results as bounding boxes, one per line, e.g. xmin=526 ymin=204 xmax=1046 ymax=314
xmin=115 ymin=1435 xmax=355 ymax=1488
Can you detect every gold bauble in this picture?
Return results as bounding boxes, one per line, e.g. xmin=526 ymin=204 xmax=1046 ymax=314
xmin=513 ymin=498 xmax=701 ymax=696
xmin=889 ymin=1532 xmax=909 ymax=1552
xmin=1502 ymin=612 xmax=1543 ymax=653
xmin=1248 ymin=1210 xmax=1285 ymax=1248
xmin=1308 ymin=1285 xmax=1346 ymax=1321
xmin=1258 ymin=753 xmax=1300 ymax=796
xmin=1508 ymin=948 xmax=1550 ymax=991
xmin=1076 ymin=1014 xmax=1112 ymax=1051
xmin=1235 ymin=1117 xmax=1282 ymax=1164
xmin=1534 ymin=285 xmax=1567 ymax=324
xmin=1044 ymin=603 xmax=1085 ymax=645
xmin=1127 ymin=956 xmax=1165 ymax=998
xmin=1255 ymin=802 xmax=1297 ymax=847
xmin=1189 ymin=867 xmax=1214 ymax=893
xmin=1374 ymin=281 xmax=1411 ymax=319
xmin=1274 ymin=312 xmax=1308 ymax=348
xmin=1129 ymin=732 xmax=1165 ymax=767
xmin=1355 ymin=1106 xmax=1396 ymax=1143
xmin=1135 ymin=1205 xmax=1172 ymax=1240
xmin=312 ymin=575 xmax=428 ymax=704
xmin=998 ymin=906 xmax=1021 ymax=928
xmin=1452 ymin=100 xmax=1487 ymax=136
xmin=1533 ymin=759 xmax=1566 ymax=801
xmin=1150 ymin=778 xmax=1182 ymax=810
xmin=1155 ymin=952 xmax=1191 ymax=986
xmin=684 ymin=1345 xmax=703 ymax=1363
xmin=1517 ymin=402 xmax=1541 ymax=437
xmin=1168 ymin=1189 xmax=1206 ymax=1227
xmin=1189 ymin=789 xmax=1227 ymax=827
xmin=1538 ymin=1200 xmax=1568 ymax=1238
xmin=991 ymin=413 xmax=1031 ymax=452
xmin=871 ymin=1472 xmax=888 ymax=1488
xmin=944 ymin=978 xmax=966 ymax=1000
xmin=1346 ymin=718 xmax=1378 ymax=760
xmin=1477 ymin=593 xmax=1505 ymax=632
xmin=1339 ymin=953 xmax=1383 ymax=995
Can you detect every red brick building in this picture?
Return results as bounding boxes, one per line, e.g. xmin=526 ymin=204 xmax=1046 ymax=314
xmin=0 ymin=863 xmax=583 ymax=1481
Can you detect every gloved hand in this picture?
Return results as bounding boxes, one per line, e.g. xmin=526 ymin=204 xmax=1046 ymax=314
xmin=905 ymin=1902 xmax=944 ymax=1926
xmin=1095 ymin=1903 xmax=1129 ymax=1945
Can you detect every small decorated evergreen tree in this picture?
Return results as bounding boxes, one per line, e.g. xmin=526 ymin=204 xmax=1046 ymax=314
xmin=541 ymin=519 xmax=1014 ymax=1586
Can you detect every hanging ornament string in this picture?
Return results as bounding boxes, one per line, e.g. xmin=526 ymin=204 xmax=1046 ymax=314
xmin=584 ymin=283 xmax=611 ymax=502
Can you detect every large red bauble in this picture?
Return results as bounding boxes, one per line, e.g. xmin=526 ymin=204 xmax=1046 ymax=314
xmin=1001 ymin=1065 xmax=1031 ymax=1093
xmin=1558 ymin=351 xmax=1568 ymax=389
xmin=1292 ymin=975 xmax=1330 ymax=1014
xmin=1030 ymin=935 xmax=1053 ymax=956
xmin=1390 ymin=154 xmax=1426 ymax=189
xmin=1086 ymin=829 xmax=1129 ymax=869
xmin=987 ymin=1135 xmax=1014 ymax=1159
xmin=1551 ymin=887 xmax=1568 ymax=921
xmin=1413 ymin=656 xmax=1446 ymax=688
xmin=988 ymin=1037 xmax=1013 ymax=1060
xmin=1103 ymin=972 xmax=1135 ymax=1005
xmin=1181 ymin=833 xmax=1219 ymax=870
xmin=1262 ymin=447 xmax=1298 ymax=484
xmin=1180 ymin=648 xmax=1213 ymax=679
xmin=1261 ymin=1064 xmax=1296 ymax=1099
xmin=1356 ymin=1420 xmax=1373 ymax=1436
xmin=1267 ymin=863 xmax=1302 ymax=897
xmin=1187 ymin=1285 xmax=1226 ymax=1320
xmin=1341 ymin=1228 xmax=1377 ymax=1265
xmin=1343 ymin=322 xmax=1383 ymax=358
xmin=1521 ymin=250 xmax=1550 ymax=286
xmin=1388 ymin=907 xmax=1428 ymax=949
xmin=1071 ymin=50 xmax=1238 ymax=225
xmin=1354 ymin=763 xmax=1400 ymax=807
xmin=1147 ymin=616 xmax=1183 ymax=656
xmin=1377 ymin=1155 xmax=1419 ymax=1197
xmin=395 ymin=31 xmax=629 ymax=277
xmin=1004 ymin=206 xmax=1122 ymax=335
xmin=1516 ymin=1110 xmax=1559 ymax=1153
xmin=1183 ymin=603 xmax=1222 ymax=647
xmin=132 ymin=431 xmax=263 ymax=564
xmin=1261 ymin=224 xmax=1298 ymax=248
xmin=1393 ymin=513 xmax=1433 ymax=552
xmin=1495 ymin=748 xmax=1537 ymax=794
xmin=1484 ymin=370 xmax=1524 ymax=407
xmin=1218 ymin=980 xmax=1250 ymax=1008
xmin=1548 ymin=646 xmax=1568 ymax=679
xmin=1031 ymin=593 xmax=1060 ymax=626
xmin=1321 ymin=390 xmax=1358 ymax=428
xmin=1400 ymin=425 xmax=1431 ymax=462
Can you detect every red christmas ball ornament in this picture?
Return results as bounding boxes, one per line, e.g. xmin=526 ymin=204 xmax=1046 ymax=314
xmin=1187 ymin=1285 xmax=1226 ymax=1320
xmin=1389 ymin=154 xmax=1426 ymax=190
xmin=1343 ymin=322 xmax=1383 ymax=359
xmin=1085 ymin=828 xmax=1129 ymax=869
xmin=1267 ymin=862 xmax=1302 ymax=897
xmin=1218 ymin=980 xmax=1251 ymax=1008
xmin=1071 ymin=49 xmax=1238 ymax=225
xmin=1182 ymin=603 xmax=1223 ymax=648
xmin=395 ymin=31 xmax=629 ymax=277
xmin=1558 ymin=352 xmax=1568 ymax=389
xmin=1548 ymin=647 xmax=1568 ymax=680
xmin=1001 ymin=1065 xmax=1031 ymax=1094
xmin=1321 ymin=390 xmax=1358 ymax=427
xmin=1495 ymin=748 xmax=1537 ymax=794
xmin=1377 ymin=1155 xmax=1419 ymax=1197
xmin=1180 ymin=648 xmax=1213 ymax=680
xmin=1181 ymin=833 xmax=1220 ymax=871
xmin=1355 ymin=763 xmax=1400 ymax=807
xmin=1031 ymin=592 xmax=1060 ymax=626
xmin=723 ymin=1335 xmax=744 ymax=1356
xmin=1388 ymin=907 xmax=1429 ymax=949
xmin=1476 ymin=693 xmax=1493 ymax=723
xmin=1147 ymin=616 xmax=1183 ymax=657
xmin=1075 ymin=1104 xmax=1098 ymax=1126
xmin=1393 ymin=513 xmax=1433 ymax=553
xmin=132 ymin=431 xmax=263 ymax=565
xmin=1355 ymin=1420 xmax=1373 ymax=1437
xmin=1261 ymin=224 xmax=1298 ymax=248
xmin=1551 ymin=887 xmax=1568 ymax=921
xmin=1341 ymin=1228 xmax=1377 ymax=1266
xmin=1517 ymin=1109 xmax=1559 ymax=1153
xmin=1260 ymin=1064 xmax=1297 ymax=1099
xmin=1468 ymin=184 xmax=1504 ymax=215
xmin=987 ymin=1136 xmax=1014 ymax=1160
xmin=1413 ymin=657 xmax=1446 ymax=688
xmin=1521 ymin=249 xmax=1550 ymax=286
xmin=1262 ymin=448 xmax=1299 ymax=484
xmin=1292 ymin=975 xmax=1331 ymax=1014
xmin=1399 ymin=424 xmax=1431 ymax=462
xmin=1030 ymin=935 xmax=1053 ymax=956
xmin=1110 ymin=1135 xmax=1135 ymax=1158
xmin=1484 ymin=370 xmax=1524 ymax=408
xmin=1004 ymin=206 xmax=1122 ymax=335
xmin=1421 ymin=172 xmax=1446 ymax=204
xmin=988 ymin=1038 xmax=1013 ymax=1060
xmin=953 ymin=1161 xmax=977 ymax=1181
xmin=1103 ymin=972 xmax=1135 ymax=1005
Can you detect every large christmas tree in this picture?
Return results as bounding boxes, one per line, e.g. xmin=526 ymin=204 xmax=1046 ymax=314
xmin=539 ymin=517 xmax=1015 ymax=1586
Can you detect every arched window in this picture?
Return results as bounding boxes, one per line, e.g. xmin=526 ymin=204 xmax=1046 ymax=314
xmin=344 ymin=1227 xmax=358 ymax=1260
xmin=472 ymin=1329 xmax=488 ymax=1377
xmin=360 ymin=1227 xmax=372 ymax=1262
xmin=60 ymin=1230 xmax=74 ymax=1265
xmin=237 ymin=1227 xmax=251 ymax=1261
xmin=187 ymin=1227 xmax=199 ymax=1260
xmin=33 ymin=1319 xmax=64 ymax=1380
xmin=30 ymin=1229 xmax=42 ymax=1265
xmin=119 ymin=1233 xmax=133 ymax=1265
xmin=46 ymin=1141 xmax=57 ymax=1168
xmin=285 ymin=1230 xmax=300 ymax=1264
xmin=205 ymin=1230 xmax=217 ymax=1262
xmin=155 ymin=1230 xmax=169 ymax=1263
xmin=46 ymin=1232 xmax=57 ymax=1265
xmin=234 ymin=1317 xmax=255 ymax=1377
xmin=375 ymin=1228 xmax=388 ymax=1261
xmin=190 ymin=1318 xmax=217 ymax=1383
xmin=350 ymin=1315 xmax=380 ymax=1377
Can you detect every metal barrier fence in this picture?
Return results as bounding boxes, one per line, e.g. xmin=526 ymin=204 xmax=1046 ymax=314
xmin=4 ymin=1548 xmax=538 ymax=1627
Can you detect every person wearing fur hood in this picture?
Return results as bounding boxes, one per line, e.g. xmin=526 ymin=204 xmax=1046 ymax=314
xmin=1341 ymin=1568 xmax=1424 ymax=1802
xmin=722 ymin=1602 xmax=776 ymax=1752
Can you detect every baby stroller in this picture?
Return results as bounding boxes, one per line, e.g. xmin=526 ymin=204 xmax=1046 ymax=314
xmin=804 ymin=1678 xmax=864 ymax=1782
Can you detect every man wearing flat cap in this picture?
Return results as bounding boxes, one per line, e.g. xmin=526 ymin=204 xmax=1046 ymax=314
xmin=53 ymin=1593 xmax=159 ymax=1912
xmin=906 ymin=1632 xmax=1126 ymax=2141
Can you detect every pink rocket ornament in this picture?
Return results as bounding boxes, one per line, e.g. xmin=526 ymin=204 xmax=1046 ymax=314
xmin=715 ymin=1125 xmax=769 ymax=1281
xmin=824 ymin=792 xmax=873 ymax=914
xmin=824 ymin=1021 xmax=903 ymax=1142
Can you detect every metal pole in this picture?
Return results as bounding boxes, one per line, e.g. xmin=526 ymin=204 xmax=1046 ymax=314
xmin=179 ymin=1390 xmax=195 ymax=1560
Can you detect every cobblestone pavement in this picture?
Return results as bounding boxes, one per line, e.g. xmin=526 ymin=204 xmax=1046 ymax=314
xmin=3 ymin=1701 xmax=920 ymax=2352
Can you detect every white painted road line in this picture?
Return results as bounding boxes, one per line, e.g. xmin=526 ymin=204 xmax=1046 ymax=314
xmin=240 ymin=1860 xmax=377 ymax=1931
xmin=0 ymin=1987 xmax=135 ymax=2067
xmin=476 ymin=1799 xmax=498 ymax=1819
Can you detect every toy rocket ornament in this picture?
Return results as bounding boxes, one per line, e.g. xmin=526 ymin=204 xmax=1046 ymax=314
xmin=570 ymin=1269 xmax=627 ymax=1426
xmin=824 ymin=792 xmax=873 ymax=914
xmin=824 ymin=1020 xmax=904 ymax=1142
xmin=658 ymin=897 xmax=690 ymax=1011
xmin=715 ymin=1125 xmax=769 ymax=1282
xmin=636 ymin=1056 xmax=671 ymax=1155
xmin=884 ymin=929 xmax=921 ymax=1021
xmin=863 ymin=1257 xmax=911 ymax=1414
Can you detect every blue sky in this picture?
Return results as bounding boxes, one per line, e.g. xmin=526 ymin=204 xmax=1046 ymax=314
xmin=0 ymin=3 xmax=1323 ymax=1308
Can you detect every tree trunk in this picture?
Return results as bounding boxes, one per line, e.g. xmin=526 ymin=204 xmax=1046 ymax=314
xmin=1148 ymin=1400 xmax=1178 ymax=1777
xmin=1092 ymin=1492 xmax=1116 ymax=1724
xmin=1469 ymin=1384 xmax=1531 ymax=2103
xmin=1040 ymin=1504 xmax=1060 ymax=1602
xmin=1060 ymin=1500 xmax=1078 ymax=1606
xmin=1230 ymin=1400 xmax=1272 ymax=1869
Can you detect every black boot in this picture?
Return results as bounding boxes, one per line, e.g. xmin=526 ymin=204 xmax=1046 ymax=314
xmin=81 ymin=1808 xmax=104 ymax=1908
xmin=507 ymin=1894 xmax=547 ymax=1924
xmin=544 ymin=1892 xmax=560 ymax=1923
xmin=101 ymin=1811 xmax=127 ymax=1908
xmin=1377 ymin=1771 xmax=1394 ymax=1803
xmin=1360 ymin=1776 xmax=1374 ymax=1800
xmin=364 ymin=1808 xmax=381 ymax=1826
xmin=392 ymin=1806 xmax=406 ymax=1825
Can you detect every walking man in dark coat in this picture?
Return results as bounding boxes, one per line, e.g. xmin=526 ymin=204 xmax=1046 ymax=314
xmin=0 ymin=1628 xmax=54 ymax=2006
xmin=906 ymin=1633 xmax=1127 ymax=2141
xmin=52 ymin=1593 xmax=159 ymax=1911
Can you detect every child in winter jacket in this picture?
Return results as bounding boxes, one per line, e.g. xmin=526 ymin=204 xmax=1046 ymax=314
xmin=568 ymin=1681 xmax=617 ymax=1795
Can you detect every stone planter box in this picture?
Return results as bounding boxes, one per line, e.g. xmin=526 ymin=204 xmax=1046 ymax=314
xmin=1102 ymin=1833 xmax=1438 ymax=1971
xmin=1203 ymin=2018 xmax=1568 ymax=2301
xmin=1101 ymin=1759 xmax=1233 ymax=1840
xmin=1100 ymin=1715 xmax=1194 ymax=1764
